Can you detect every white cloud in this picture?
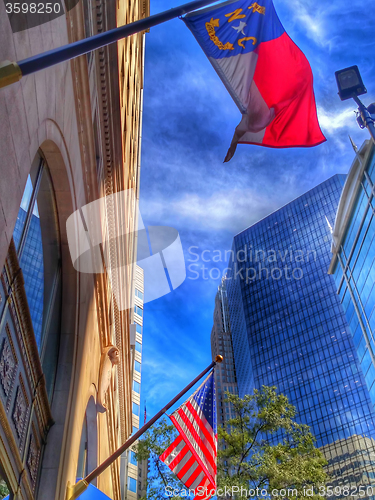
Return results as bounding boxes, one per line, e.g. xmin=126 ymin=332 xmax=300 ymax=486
xmin=317 ymin=105 xmax=356 ymax=134
xmin=141 ymin=188 xmax=280 ymax=233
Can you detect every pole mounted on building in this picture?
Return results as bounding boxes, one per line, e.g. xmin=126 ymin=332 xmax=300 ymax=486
xmin=65 ymin=355 xmax=223 ymax=500
xmin=0 ymin=0 xmax=219 ymax=89
xmin=335 ymin=65 xmax=375 ymax=143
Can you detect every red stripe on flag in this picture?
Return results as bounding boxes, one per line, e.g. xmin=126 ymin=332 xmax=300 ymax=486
xmin=185 ymin=401 xmax=216 ymax=452
xmin=177 ymin=408 xmax=217 ymax=475
xmin=172 ymin=413 xmax=216 ymax=481
xmin=184 ymin=462 xmax=203 ymax=489
xmin=169 ymin=444 xmax=189 ymax=472
xmin=195 ymin=475 xmax=215 ymax=500
xmin=246 ymin=32 xmax=325 ymax=149
xmin=176 ymin=454 xmax=196 ymax=481
xmin=159 ymin=434 xmax=183 ymax=462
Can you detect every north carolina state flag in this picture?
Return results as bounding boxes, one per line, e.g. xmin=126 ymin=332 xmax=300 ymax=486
xmin=183 ymin=0 xmax=326 ymax=161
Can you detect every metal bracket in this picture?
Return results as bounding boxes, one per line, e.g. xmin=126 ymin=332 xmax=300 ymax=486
xmin=65 ymin=479 xmax=89 ymax=500
xmin=0 ymin=61 xmax=22 ymax=89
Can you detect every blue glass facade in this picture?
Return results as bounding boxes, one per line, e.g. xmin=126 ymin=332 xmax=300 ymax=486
xmin=14 ymin=208 xmax=44 ymax=348
xmin=226 ymin=175 xmax=375 ymax=490
xmin=331 ymin=145 xmax=375 ymax=409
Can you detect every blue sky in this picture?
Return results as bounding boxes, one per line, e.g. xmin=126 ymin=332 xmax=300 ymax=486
xmin=138 ymin=0 xmax=375 ymax=420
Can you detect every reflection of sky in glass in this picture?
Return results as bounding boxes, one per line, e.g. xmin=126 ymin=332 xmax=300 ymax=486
xmin=20 ymin=175 xmax=33 ymax=211
xmin=13 ymin=175 xmax=44 ymax=349
xmin=20 ymin=175 xmax=39 ymax=217
xmin=14 ymin=177 xmax=39 ymax=250
xmin=19 ymin=210 xmax=44 ymax=349
xmin=333 ymin=155 xmax=375 ymax=409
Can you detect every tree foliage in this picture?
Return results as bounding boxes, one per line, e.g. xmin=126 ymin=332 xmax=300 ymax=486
xmin=0 ymin=479 xmax=9 ymax=499
xmin=218 ymin=386 xmax=327 ymax=498
xmin=136 ymin=386 xmax=327 ymax=499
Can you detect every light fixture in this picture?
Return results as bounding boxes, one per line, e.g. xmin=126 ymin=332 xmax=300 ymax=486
xmin=335 ymin=65 xmax=367 ymax=101
xmin=335 ymin=65 xmax=375 ymax=142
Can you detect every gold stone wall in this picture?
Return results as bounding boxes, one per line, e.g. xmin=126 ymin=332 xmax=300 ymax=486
xmin=0 ymin=0 xmax=148 ymax=497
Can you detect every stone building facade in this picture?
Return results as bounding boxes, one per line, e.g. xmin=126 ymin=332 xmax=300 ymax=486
xmin=0 ymin=0 xmax=148 ymax=497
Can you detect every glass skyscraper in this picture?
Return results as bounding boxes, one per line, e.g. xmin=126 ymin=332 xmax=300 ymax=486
xmin=329 ymin=140 xmax=375 ymax=410
xmin=210 ymin=278 xmax=238 ymax=429
xmin=226 ymin=174 xmax=375 ymax=492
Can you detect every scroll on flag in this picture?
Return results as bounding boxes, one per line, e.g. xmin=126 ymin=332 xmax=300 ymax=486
xmin=183 ymin=0 xmax=326 ymax=161
xmin=159 ymin=371 xmax=217 ymax=499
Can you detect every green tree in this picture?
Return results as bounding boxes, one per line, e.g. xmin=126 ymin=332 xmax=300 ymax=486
xmin=218 ymin=386 xmax=327 ymax=499
xmin=136 ymin=387 xmax=327 ymax=499
xmin=0 ymin=479 xmax=9 ymax=499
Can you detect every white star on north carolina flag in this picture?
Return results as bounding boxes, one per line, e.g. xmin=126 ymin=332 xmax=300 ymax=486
xmin=232 ymin=21 xmax=247 ymax=35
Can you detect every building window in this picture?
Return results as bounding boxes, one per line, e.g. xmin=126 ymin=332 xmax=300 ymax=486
xmin=135 ymin=289 xmax=144 ymax=300
xmin=129 ymin=450 xmax=138 ymax=466
xmin=76 ymin=415 xmax=88 ymax=479
xmin=13 ymin=159 xmax=61 ymax=401
xmin=132 ymin=426 xmax=138 ymax=434
xmin=132 ymin=402 xmax=140 ymax=416
xmin=135 ymin=341 xmax=142 ymax=353
xmin=134 ymin=360 xmax=141 ymax=373
xmin=128 ymin=477 xmax=137 ymax=493
xmin=134 ymin=305 xmax=143 ymax=317
xmin=133 ymin=380 xmax=141 ymax=394
xmin=136 ymin=323 xmax=142 ymax=335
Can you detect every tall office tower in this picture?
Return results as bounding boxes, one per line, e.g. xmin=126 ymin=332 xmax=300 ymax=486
xmin=226 ymin=175 xmax=375 ymax=493
xmin=329 ymin=140 xmax=375 ymax=410
xmin=122 ymin=265 xmax=147 ymax=499
xmin=210 ymin=278 xmax=238 ymax=428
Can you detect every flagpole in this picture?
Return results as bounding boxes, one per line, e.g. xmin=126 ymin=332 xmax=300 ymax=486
xmin=66 ymin=355 xmax=223 ymax=500
xmin=0 ymin=0 xmax=219 ymax=89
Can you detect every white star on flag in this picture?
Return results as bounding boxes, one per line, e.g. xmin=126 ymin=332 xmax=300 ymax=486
xmin=232 ymin=21 xmax=247 ymax=35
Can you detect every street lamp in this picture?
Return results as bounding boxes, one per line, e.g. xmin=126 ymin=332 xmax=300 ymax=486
xmin=335 ymin=65 xmax=375 ymax=142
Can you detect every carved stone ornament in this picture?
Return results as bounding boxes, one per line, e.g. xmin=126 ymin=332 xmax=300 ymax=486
xmin=27 ymin=433 xmax=40 ymax=488
xmin=13 ymin=386 xmax=27 ymax=438
xmin=0 ymin=337 xmax=17 ymax=398
xmin=97 ymin=345 xmax=120 ymax=413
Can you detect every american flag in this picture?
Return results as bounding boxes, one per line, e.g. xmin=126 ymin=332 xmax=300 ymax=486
xmin=159 ymin=372 xmax=217 ymax=499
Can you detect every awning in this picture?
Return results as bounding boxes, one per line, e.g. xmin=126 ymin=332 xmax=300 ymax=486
xmin=76 ymin=483 xmax=112 ymax=499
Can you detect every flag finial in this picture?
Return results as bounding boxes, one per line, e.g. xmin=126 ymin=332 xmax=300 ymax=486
xmin=349 ymin=135 xmax=358 ymax=153
xmin=215 ymin=354 xmax=223 ymax=363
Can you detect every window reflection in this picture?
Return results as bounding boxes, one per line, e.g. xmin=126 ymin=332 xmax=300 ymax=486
xmin=13 ymin=157 xmax=62 ymax=401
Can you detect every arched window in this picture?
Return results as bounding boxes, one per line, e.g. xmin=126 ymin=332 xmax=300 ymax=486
xmin=77 ymin=414 xmax=88 ymax=480
xmin=13 ymin=156 xmax=62 ymax=401
xmin=76 ymin=397 xmax=98 ymax=484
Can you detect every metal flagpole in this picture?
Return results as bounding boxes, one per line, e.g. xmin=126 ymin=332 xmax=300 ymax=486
xmin=66 ymin=355 xmax=223 ymax=500
xmin=0 ymin=0 xmax=219 ymax=89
